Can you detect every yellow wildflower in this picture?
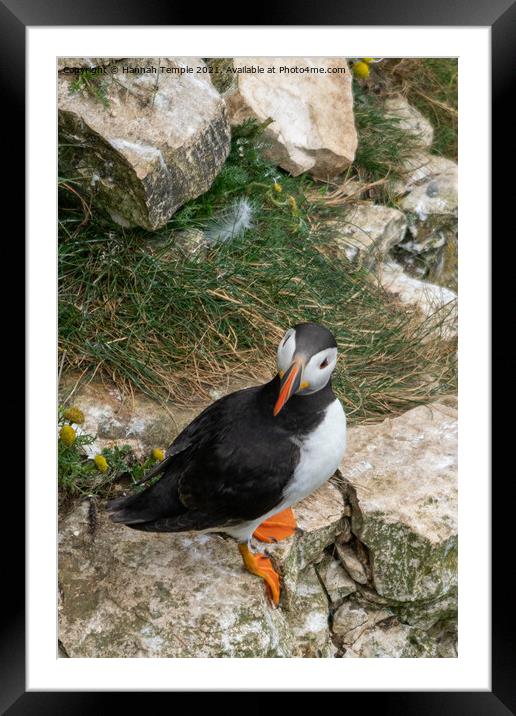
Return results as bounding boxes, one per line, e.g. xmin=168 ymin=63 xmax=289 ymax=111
xmin=63 ymin=406 xmax=85 ymax=425
xmin=152 ymin=448 xmax=165 ymax=462
xmin=94 ymin=454 xmax=109 ymax=473
xmin=287 ymin=195 xmax=298 ymax=212
xmin=273 ymin=182 xmax=282 ymax=193
xmin=59 ymin=425 xmax=76 ymax=446
xmin=352 ymin=61 xmax=370 ymax=79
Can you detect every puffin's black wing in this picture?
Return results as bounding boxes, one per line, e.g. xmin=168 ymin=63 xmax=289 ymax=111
xmin=128 ymin=398 xmax=225 ymax=487
xmin=107 ymin=382 xmax=299 ymax=532
xmin=106 ymin=393 xmax=240 ymax=524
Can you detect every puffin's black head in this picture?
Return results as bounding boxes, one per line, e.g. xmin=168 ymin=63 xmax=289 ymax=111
xmin=274 ymin=322 xmax=338 ymax=415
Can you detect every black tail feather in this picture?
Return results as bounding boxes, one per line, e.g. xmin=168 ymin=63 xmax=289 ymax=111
xmin=106 ymin=470 xmax=186 ymax=526
xmin=132 ymin=454 xmax=174 ymax=486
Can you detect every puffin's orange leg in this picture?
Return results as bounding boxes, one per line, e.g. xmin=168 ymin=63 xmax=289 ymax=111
xmin=238 ymin=543 xmax=281 ymax=606
xmin=253 ymin=507 xmax=297 ymax=543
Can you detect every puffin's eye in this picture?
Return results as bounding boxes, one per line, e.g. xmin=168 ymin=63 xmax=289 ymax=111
xmin=320 ymin=358 xmax=329 ymax=369
xmin=283 ymin=333 xmax=292 ymax=346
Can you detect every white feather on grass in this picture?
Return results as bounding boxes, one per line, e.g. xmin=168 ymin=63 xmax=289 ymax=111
xmin=204 ymin=197 xmax=255 ymax=244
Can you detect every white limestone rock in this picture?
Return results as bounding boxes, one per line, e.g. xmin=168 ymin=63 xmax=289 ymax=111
xmin=377 ymin=261 xmax=457 ymax=340
xmin=325 ymin=203 xmax=408 ymax=265
xmin=224 ymin=57 xmax=357 ymax=179
xmin=316 ymin=554 xmax=357 ymax=604
xmin=384 ymin=95 xmax=434 ymax=148
xmin=59 ymin=482 xmax=347 ymax=658
xmin=58 ymin=58 xmax=230 ymax=230
xmin=340 ymin=403 xmax=458 ymax=605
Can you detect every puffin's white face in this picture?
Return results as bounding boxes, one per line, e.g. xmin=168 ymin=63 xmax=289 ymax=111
xmin=276 ymin=328 xmax=296 ymax=374
xmin=275 ymin=324 xmax=338 ymax=415
xmin=300 ymin=346 xmax=338 ymax=394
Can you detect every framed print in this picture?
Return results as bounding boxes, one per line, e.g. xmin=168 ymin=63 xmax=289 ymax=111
xmin=8 ymin=0 xmax=507 ymax=709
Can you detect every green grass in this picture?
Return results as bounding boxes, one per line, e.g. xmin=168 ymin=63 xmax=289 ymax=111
xmin=350 ymin=60 xmax=457 ymax=203
xmin=58 ymin=443 xmax=153 ymax=498
xmin=309 ymin=59 xmax=457 ymax=208
xmin=68 ymin=68 xmax=111 ymax=108
xmin=352 ymin=82 xmax=424 ymax=187
xmin=59 ymin=122 xmax=456 ymax=425
xmin=382 ymin=58 xmax=458 ymax=159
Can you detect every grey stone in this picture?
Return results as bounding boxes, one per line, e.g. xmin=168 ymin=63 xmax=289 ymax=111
xmin=342 ymin=618 xmax=451 ymax=658
xmin=384 ymin=95 xmax=434 ymax=148
xmin=334 ymin=542 xmax=368 ymax=585
xmin=332 ymin=599 xmax=392 ymax=645
xmin=386 ymin=150 xmax=458 ymax=291
xmin=377 ymin=261 xmax=457 ymax=341
xmin=325 ymin=203 xmax=407 ymax=266
xmin=340 ymin=403 xmax=458 ymax=605
xmin=316 ymin=555 xmax=357 ymax=604
xmin=287 ymin=566 xmax=334 ymax=657
xmin=400 ymin=171 xmax=457 ymax=221
xmin=58 ymin=58 xmax=230 ymax=230
xmin=59 ymin=481 xmax=346 ymax=658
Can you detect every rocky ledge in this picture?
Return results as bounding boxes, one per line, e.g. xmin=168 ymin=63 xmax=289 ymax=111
xmin=59 ymin=401 xmax=457 ymax=658
xmin=59 ymin=481 xmax=344 ymax=658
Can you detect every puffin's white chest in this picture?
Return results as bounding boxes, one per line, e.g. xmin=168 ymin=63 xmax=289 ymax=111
xmin=283 ymin=399 xmax=347 ymax=505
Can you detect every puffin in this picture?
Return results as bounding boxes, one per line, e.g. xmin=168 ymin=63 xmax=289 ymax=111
xmin=107 ymin=322 xmax=347 ymax=606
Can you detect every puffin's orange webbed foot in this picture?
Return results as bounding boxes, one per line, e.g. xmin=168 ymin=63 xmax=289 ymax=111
xmin=239 ymin=543 xmax=281 ymax=606
xmin=253 ymin=507 xmax=297 ymax=543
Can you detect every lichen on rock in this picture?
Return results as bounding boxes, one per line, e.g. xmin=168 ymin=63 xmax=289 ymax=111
xmin=287 ymin=566 xmax=334 ymax=657
xmin=316 ymin=553 xmax=357 ymax=605
xmin=339 ymin=403 xmax=458 ymax=606
xmin=59 ymin=481 xmax=345 ymax=658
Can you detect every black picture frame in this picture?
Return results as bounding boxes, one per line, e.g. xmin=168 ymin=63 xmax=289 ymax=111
xmin=7 ymin=0 xmax=506 ymax=710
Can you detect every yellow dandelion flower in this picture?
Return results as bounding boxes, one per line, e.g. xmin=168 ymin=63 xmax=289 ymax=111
xmin=94 ymin=454 xmax=109 ymax=473
xmin=352 ymin=61 xmax=370 ymax=79
xmin=63 ymin=406 xmax=85 ymax=425
xmin=287 ymin=195 xmax=298 ymax=212
xmin=152 ymin=448 xmax=165 ymax=462
xmin=59 ymin=425 xmax=76 ymax=446
xmin=273 ymin=182 xmax=282 ymax=193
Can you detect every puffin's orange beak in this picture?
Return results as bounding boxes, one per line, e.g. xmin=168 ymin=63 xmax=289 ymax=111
xmin=274 ymin=360 xmax=303 ymax=416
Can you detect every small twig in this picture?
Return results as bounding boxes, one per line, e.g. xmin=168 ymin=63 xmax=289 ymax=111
xmin=87 ymin=496 xmax=98 ymax=542
xmin=63 ymin=367 xmax=89 ymax=404
xmin=413 ymin=90 xmax=458 ymax=116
